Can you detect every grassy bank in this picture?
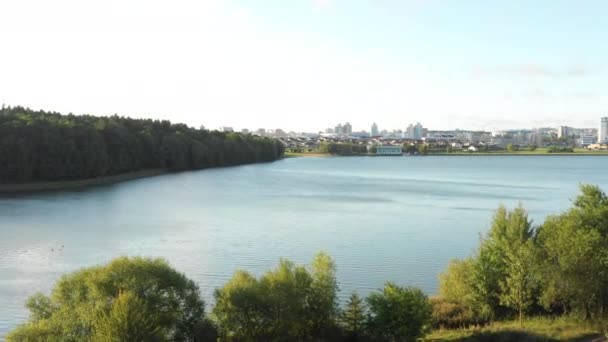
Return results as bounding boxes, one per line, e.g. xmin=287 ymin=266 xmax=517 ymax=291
xmin=286 ymin=150 xmax=608 ymax=157
xmin=0 ymin=169 xmax=168 ymax=193
xmin=284 ymin=151 xmax=333 ymax=157
xmin=427 ymin=317 xmax=606 ymax=341
xmin=433 ymin=148 xmax=608 ymax=156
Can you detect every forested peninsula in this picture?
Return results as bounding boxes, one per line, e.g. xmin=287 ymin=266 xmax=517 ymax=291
xmin=0 ymin=106 xmax=284 ymax=185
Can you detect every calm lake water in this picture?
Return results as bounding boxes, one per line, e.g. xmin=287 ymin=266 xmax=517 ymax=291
xmin=1 ymin=155 xmax=608 ymax=336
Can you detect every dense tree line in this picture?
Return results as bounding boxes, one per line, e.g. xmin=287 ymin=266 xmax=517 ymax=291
xmin=0 ymin=106 xmax=284 ymax=182
xmin=8 ymin=254 xmax=432 ymax=342
xmin=546 ymin=146 xmax=575 ymax=153
xmin=319 ymin=142 xmax=368 ymax=156
xmin=436 ymin=184 xmax=608 ymax=328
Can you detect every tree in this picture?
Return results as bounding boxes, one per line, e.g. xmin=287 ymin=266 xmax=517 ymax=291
xmin=309 ymin=252 xmax=340 ymax=338
xmin=403 ymin=144 xmax=416 ymax=154
xmin=342 ymin=293 xmax=366 ymax=338
xmin=536 ymin=185 xmax=608 ymax=319
xmin=92 ymin=291 xmax=165 ymax=342
xmin=446 ymin=145 xmax=453 ymax=154
xmin=468 ymin=207 xmax=510 ymax=320
xmin=7 ymin=257 xmax=208 ymax=341
xmin=213 ymin=253 xmax=339 ymax=341
xmin=366 ymin=282 xmax=432 ymax=341
xmin=212 ymin=270 xmax=271 ymax=341
xmin=0 ymin=106 xmax=284 ymax=183
xmin=498 ymin=207 xmax=535 ymax=327
xmin=438 ymin=258 xmax=475 ymax=305
xmin=463 ymin=206 xmax=536 ymax=322
xmin=418 ymin=144 xmax=429 ymax=155
xmin=500 ymin=240 xmax=535 ymax=327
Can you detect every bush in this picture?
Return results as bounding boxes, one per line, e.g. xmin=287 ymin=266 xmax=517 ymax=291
xmin=213 ymin=252 xmax=339 ymax=341
xmin=7 ymin=257 xmax=210 ymax=342
xmin=431 ymin=296 xmax=480 ymax=329
xmin=366 ymin=282 xmax=432 ymax=341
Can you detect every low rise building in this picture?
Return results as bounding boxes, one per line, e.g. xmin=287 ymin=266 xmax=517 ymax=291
xmin=376 ymin=145 xmax=403 ymax=156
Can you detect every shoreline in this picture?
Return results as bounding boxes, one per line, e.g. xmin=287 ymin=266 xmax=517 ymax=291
xmin=286 ymin=152 xmax=608 ymax=157
xmin=0 ymin=169 xmax=168 ymax=194
xmin=5 ymin=151 xmax=608 ymax=192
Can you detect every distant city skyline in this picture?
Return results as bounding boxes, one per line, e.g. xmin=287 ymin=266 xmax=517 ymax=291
xmin=1 ymin=0 xmax=606 ymax=131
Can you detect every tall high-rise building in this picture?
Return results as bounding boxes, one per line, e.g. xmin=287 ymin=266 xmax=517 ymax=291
xmin=405 ymin=122 xmax=425 ymax=139
xmin=405 ymin=124 xmax=414 ymax=139
xmin=413 ymin=123 xmax=424 ymax=139
xmin=599 ymin=117 xmax=608 ymax=144
xmin=371 ymin=123 xmax=379 ymax=136
xmin=335 ymin=123 xmax=343 ymax=134
xmin=558 ymin=126 xmax=572 ymax=139
xmin=343 ymin=122 xmax=352 ymax=134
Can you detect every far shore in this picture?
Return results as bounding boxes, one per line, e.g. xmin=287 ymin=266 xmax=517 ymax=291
xmin=0 ymin=169 xmax=168 ymax=194
xmin=286 ymin=151 xmax=608 ymax=157
xmin=5 ymin=150 xmax=608 ymax=193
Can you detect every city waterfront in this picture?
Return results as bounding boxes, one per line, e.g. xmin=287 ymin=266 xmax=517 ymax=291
xmin=1 ymin=155 xmax=608 ymax=336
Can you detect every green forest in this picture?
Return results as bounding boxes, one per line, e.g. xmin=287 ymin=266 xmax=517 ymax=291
xmin=7 ymin=185 xmax=608 ymax=341
xmin=0 ymin=106 xmax=284 ymax=182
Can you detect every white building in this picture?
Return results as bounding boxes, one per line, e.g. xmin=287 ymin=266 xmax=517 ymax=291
xmin=371 ymin=123 xmax=379 ymax=136
xmin=343 ymin=122 xmax=353 ymax=134
xmin=579 ymin=135 xmax=597 ymax=146
xmin=405 ymin=122 xmax=425 ymax=139
xmin=599 ymin=117 xmax=608 ymax=144
xmin=376 ymin=145 xmax=403 ymax=156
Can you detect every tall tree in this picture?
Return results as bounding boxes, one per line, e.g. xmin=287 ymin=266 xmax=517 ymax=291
xmin=537 ymin=185 xmax=608 ymax=318
xmin=498 ymin=207 xmax=535 ymax=327
xmin=342 ymin=293 xmax=366 ymax=338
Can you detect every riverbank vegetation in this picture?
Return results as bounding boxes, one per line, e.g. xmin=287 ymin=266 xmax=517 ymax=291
xmin=7 ymin=185 xmax=608 ymax=341
xmin=287 ymin=143 xmax=608 ymax=157
xmin=0 ymin=106 xmax=284 ymax=183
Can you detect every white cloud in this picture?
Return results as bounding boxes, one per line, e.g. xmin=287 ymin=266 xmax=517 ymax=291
xmin=0 ymin=0 xmax=604 ymax=132
xmin=473 ymin=63 xmax=594 ymax=77
xmin=313 ymin=0 xmax=332 ymax=9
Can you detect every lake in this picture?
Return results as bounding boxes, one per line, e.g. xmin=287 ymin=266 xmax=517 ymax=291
xmin=1 ymin=155 xmax=608 ymax=336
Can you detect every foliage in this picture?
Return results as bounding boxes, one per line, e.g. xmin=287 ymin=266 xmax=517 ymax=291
xmin=437 ymin=184 xmax=608 ymax=332
xmin=212 ymin=252 xmax=339 ymax=341
xmin=536 ymin=184 xmax=608 ymax=319
xmin=403 ymin=143 xmax=416 ymax=154
xmin=418 ymin=144 xmax=429 ymax=155
xmin=366 ymin=282 xmax=432 ymax=341
xmin=506 ymin=144 xmax=519 ymax=152
xmin=437 ymin=259 xmax=487 ymax=328
xmin=497 ymin=207 xmax=535 ymax=326
xmin=426 ymin=316 xmax=604 ymax=341
xmin=546 ymin=146 xmax=574 ymax=153
xmin=91 ymin=291 xmax=165 ymax=342
xmin=319 ymin=142 xmax=368 ymax=155
xmin=7 ymin=257 xmax=208 ymax=342
xmin=0 ymin=106 xmax=284 ymax=182
xmin=430 ymin=297 xmax=479 ymax=330
xmin=342 ymin=293 xmax=366 ymax=337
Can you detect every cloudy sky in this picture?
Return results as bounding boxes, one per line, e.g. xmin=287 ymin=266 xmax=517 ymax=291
xmin=1 ymin=0 xmax=606 ymax=132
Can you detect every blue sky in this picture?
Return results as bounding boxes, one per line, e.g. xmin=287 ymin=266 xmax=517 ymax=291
xmin=0 ymin=0 xmax=605 ymax=131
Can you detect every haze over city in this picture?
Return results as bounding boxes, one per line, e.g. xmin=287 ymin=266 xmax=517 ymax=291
xmin=1 ymin=0 xmax=606 ymax=132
